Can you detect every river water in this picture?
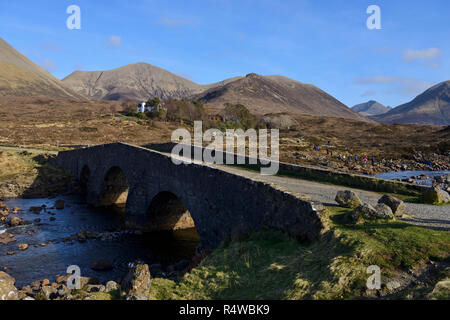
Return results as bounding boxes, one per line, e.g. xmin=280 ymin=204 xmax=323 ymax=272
xmin=374 ymin=170 xmax=450 ymax=185
xmin=0 ymin=195 xmax=200 ymax=287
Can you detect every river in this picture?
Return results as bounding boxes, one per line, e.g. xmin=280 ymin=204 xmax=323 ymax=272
xmin=0 ymin=195 xmax=200 ymax=287
xmin=374 ymin=170 xmax=450 ymax=185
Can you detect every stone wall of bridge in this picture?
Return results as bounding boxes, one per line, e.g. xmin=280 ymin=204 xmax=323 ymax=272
xmin=54 ymin=142 xmax=325 ymax=249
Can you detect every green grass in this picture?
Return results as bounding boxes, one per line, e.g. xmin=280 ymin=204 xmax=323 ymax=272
xmin=149 ymin=206 xmax=450 ymax=300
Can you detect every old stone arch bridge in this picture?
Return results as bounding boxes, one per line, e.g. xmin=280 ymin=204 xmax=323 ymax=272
xmin=54 ymin=143 xmax=324 ymax=249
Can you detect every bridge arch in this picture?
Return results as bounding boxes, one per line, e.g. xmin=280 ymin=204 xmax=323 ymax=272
xmin=146 ymin=191 xmax=196 ymax=232
xmin=98 ymin=166 xmax=130 ymax=209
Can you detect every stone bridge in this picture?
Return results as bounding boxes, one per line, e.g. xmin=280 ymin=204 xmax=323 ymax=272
xmin=54 ymin=143 xmax=324 ymax=249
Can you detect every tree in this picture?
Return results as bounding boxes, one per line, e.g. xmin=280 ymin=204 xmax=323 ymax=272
xmin=147 ymin=97 xmax=161 ymax=109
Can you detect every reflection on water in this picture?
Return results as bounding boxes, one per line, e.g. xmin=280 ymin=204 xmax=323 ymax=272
xmin=0 ymin=195 xmax=200 ymax=287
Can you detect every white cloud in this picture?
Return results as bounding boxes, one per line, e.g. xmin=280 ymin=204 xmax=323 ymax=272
xmin=403 ymin=48 xmax=442 ymax=62
xmin=108 ymin=36 xmax=122 ymax=48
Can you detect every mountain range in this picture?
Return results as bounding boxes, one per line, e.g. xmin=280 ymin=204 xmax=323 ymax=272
xmin=62 ymin=64 xmax=366 ymax=121
xmin=352 ymin=100 xmax=391 ymax=116
xmin=0 ymin=38 xmax=448 ymax=125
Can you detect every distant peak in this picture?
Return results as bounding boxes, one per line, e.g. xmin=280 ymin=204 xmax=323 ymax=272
xmin=245 ymin=73 xmax=261 ymax=78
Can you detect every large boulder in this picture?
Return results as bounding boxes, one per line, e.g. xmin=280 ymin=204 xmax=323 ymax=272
xmin=335 ymin=190 xmax=362 ymax=208
xmin=428 ymin=279 xmax=450 ymax=300
xmin=105 ymin=281 xmax=119 ymax=293
xmin=0 ymin=271 xmax=19 ymax=300
xmin=121 ymin=264 xmax=151 ymax=299
xmin=378 ymin=195 xmax=406 ymax=217
xmin=353 ymin=203 xmax=394 ymax=220
xmin=37 ymin=286 xmax=58 ymax=300
xmin=422 ymin=187 xmax=450 ymax=204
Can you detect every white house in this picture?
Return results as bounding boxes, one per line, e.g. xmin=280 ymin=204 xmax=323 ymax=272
xmin=137 ymin=102 xmax=146 ymax=113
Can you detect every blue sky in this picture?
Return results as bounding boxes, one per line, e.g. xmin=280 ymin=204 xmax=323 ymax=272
xmin=0 ymin=0 xmax=448 ymax=107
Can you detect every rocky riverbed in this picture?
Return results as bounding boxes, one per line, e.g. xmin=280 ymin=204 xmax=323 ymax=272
xmin=288 ymin=150 xmax=450 ymax=176
xmin=0 ymin=195 xmax=202 ymax=300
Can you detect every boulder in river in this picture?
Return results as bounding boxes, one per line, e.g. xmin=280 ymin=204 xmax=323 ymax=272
xmin=0 ymin=202 xmax=9 ymax=213
xmin=29 ymin=206 xmax=43 ymax=214
xmin=90 ymin=259 xmax=114 ymax=271
xmin=0 ymin=271 xmax=19 ymax=300
xmin=335 ymin=190 xmax=363 ymax=208
xmin=55 ymin=200 xmax=65 ymax=210
xmin=378 ymin=195 xmax=406 ymax=217
xmin=18 ymin=243 xmax=29 ymax=251
xmin=0 ymin=233 xmax=17 ymax=245
xmin=9 ymin=216 xmax=25 ymax=227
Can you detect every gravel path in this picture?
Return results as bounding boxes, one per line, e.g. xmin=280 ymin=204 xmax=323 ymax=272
xmin=210 ymin=165 xmax=450 ymax=230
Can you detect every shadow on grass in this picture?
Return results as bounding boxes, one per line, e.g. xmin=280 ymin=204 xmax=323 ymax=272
xmin=169 ymin=227 xmax=362 ymax=300
xmin=20 ymin=153 xmax=73 ymax=198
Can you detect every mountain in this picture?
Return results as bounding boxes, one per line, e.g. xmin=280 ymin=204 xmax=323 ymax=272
xmin=352 ymin=100 xmax=391 ymax=116
xmin=0 ymin=38 xmax=83 ymax=99
xmin=193 ymin=73 xmax=368 ymax=121
xmin=62 ymin=63 xmax=241 ymax=101
xmin=372 ymin=81 xmax=450 ymax=126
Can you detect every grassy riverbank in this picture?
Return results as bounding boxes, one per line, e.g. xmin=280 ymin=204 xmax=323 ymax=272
xmin=0 ymin=150 xmax=71 ymax=199
xmin=149 ymin=206 xmax=450 ymax=300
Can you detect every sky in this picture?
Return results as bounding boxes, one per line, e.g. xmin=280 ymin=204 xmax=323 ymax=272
xmin=0 ymin=0 xmax=448 ymax=108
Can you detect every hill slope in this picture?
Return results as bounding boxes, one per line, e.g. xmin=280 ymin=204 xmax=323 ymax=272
xmin=0 ymin=38 xmax=83 ymax=99
xmin=193 ymin=73 xmax=368 ymax=121
xmin=372 ymin=81 xmax=450 ymax=125
xmin=62 ymin=63 xmax=242 ymax=101
xmin=352 ymin=100 xmax=391 ymax=116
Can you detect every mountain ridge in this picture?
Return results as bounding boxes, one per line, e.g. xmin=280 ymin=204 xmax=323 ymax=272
xmin=352 ymin=100 xmax=391 ymax=116
xmin=192 ymin=72 xmax=368 ymax=121
xmin=62 ymin=62 xmax=242 ymax=101
xmin=372 ymin=80 xmax=450 ymax=126
xmin=0 ymin=38 xmax=84 ymax=100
